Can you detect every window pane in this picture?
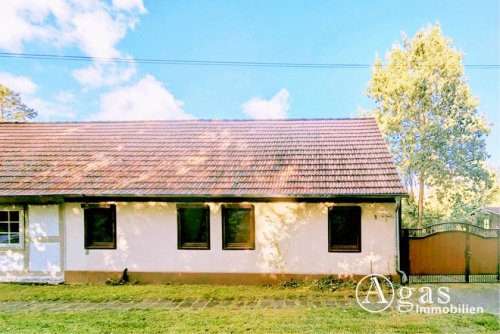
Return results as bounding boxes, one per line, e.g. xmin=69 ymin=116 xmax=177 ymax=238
xmin=224 ymin=209 xmax=251 ymax=244
xmin=484 ymin=218 xmax=490 ymax=229
xmin=84 ymin=207 xmax=115 ymax=248
xmin=10 ymin=223 xmax=19 ymax=233
xmin=9 ymin=233 xmax=19 ymax=244
xmin=90 ymin=210 xmax=113 ymax=243
xmin=0 ymin=211 xmax=22 ymax=246
xmin=330 ymin=213 xmax=357 ymax=246
xmin=329 ymin=207 xmax=361 ymax=251
xmin=0 ymin=233 xmax=8 ymax=244
xmin=179 ymin=208 xmax=208 ymax=245
xmin=9 ymin=211 xmax=19 ymax=222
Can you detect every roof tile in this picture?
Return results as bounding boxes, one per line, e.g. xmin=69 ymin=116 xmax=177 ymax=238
xmin=0 ymin=118 xmax=406 ymax=197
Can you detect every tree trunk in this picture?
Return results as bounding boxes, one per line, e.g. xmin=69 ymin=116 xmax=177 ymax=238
xmin=417 ymin=172 xmax=425 ymax=228
xmin=408 ymin=176 xmax=415 ymax=200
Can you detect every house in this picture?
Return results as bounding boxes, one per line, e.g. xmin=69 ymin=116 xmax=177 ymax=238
xmin=472 ymin=207 xmax=500 ymax=229
xmin=0 ymin=118 xmax=407 ymax=284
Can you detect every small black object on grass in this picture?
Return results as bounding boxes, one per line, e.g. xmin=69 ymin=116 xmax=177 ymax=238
xmin=105 ymin=268 xmax=130 ymax=286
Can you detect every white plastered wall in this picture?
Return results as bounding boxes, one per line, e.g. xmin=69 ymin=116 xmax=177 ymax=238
xmin=65 ymin=202 xmax=396 ymax=276
xmin=0 ymin=204 xmax=63 ymax=283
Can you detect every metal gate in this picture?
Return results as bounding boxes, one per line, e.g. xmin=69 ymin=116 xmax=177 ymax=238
xmin=401 ymin=223 xmax=500 ymax=283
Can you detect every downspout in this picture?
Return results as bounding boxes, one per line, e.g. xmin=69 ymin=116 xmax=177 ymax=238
xmin=395 ymin=196 xmax=408 ymax=284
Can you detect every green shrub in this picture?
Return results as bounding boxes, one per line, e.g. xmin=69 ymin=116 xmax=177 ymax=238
xmin=279 ymin=278 xmax=302 ymax=288
xmin=279 ymin=276 xmax=358 ymax=292
xmin=105 ymin=278 xmax=128 ymax=286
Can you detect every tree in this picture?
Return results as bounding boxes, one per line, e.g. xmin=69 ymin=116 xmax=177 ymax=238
xmin=366 ymin=24 xmax=492 ymax=227
xmin=0 ymin=83 xmax=37 ymax=121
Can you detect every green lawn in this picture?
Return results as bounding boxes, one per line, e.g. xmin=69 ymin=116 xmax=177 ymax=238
xmin=0 ymin=282 xmax=353 ymax=302
xmin=0 ymin=283 xmax=497 ymax=334
xmin=1 ymin=307 xmax=498 ymax=334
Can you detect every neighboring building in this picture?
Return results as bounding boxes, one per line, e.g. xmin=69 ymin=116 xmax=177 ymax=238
xmin=0 ymin=118 xmax=406 ymax=284
xmin=472 ymin=207 xmax=500 ymax=229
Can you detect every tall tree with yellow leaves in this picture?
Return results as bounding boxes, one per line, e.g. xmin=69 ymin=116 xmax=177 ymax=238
xmin=367 ymin=24 xmax=491 ymax=227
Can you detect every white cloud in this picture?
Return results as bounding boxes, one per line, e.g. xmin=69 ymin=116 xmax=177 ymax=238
xmin=0 ymin=1 xmax=53 ymax=53
xmin=241 ymin=88 xmax=290 ymax=119
xmin=112 ymin=0 xmax=147 ymax=13
xmin=25 ymin=96 xmax=77 ymax=120
xmin=0 ymin=72 xmax=38 ymax=95
xmin=0 ymin=0 xmax=146 ymax=88
xmin=91 ymin=75 xmax=195 ymax=121
xmin=73 ymin=63 xmax=136 ymax=89
xmin=0 ymin=0 xmax=145 ymax=57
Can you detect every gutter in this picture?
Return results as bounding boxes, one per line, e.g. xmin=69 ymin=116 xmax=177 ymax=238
xmin=0 ymin=193 xmax=409 ymax=204
xmin=394 ymin=196 xmax=408 ymax=284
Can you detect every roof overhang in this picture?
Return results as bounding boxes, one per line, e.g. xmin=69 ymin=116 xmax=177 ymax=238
xmin=0 ymin=193 xmax=408 ymax=205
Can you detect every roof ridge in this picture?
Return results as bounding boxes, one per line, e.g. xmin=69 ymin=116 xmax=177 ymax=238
xmin=0 ymin=117 xmax=375 ymax=125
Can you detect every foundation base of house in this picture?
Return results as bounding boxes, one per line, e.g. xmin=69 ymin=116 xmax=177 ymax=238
xmin=64 ymin=271 xmax=400 ymax=285
xmin=0 ymin=275 xmax=64 ymax=284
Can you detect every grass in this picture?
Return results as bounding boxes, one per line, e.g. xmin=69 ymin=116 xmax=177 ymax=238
xmin=0 ymin=276 xmax=385 ymax=302
xmin=0 ymin=307 xmax=498 ymax=333
xmin=0 ymin=282 xmax=497 ymax=333
xmin=0 ymin=278 xmax=358 ymax=302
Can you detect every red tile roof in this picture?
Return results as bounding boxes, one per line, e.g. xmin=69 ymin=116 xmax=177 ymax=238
xmin=0 ymin=118 xmax=406 ymax=198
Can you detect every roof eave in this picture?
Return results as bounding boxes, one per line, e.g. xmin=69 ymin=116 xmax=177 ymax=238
xmin=0 ymin=193 xmax=409 ymax=204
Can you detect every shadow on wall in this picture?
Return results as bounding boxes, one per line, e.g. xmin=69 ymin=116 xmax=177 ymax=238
xmin=257 ymin=202 xmax=310 ymax=273
xmin=0 ymin=250 xmax=24 ymax=274
xmin=72 ymin=202 xmax=168 ymax=272
xmin=0 ymin=237 xmax=62 ymax=282
xmin=255 ymin=202 xmax=395 ymax=277
xmin=0 ymin=204 xmax=63 ymax=283
xmin=68 ymin=201 xmax=395 ymax=278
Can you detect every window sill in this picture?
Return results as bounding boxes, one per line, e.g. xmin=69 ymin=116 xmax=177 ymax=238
xmin=223 ymin=243 xmax=255 ymax=250
xmin=179 ymin=243 xmax=210 ymax=250
xmin=328 ymin=247 xmax=361 ymax=253
xmin=85 ymin=244 xmax=116 ymax=250
xmin=0 ymin=244 xmax=24 ymax=251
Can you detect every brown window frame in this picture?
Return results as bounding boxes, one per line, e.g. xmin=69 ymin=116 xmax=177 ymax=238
xmin=328 ymin=206 xmax=361 ymax=253
xmin=222 ymin=204 xmax=255 ymax=250
xmin=83 ymin=204 xmax=117 ymax=250
xmin=177 ymin=204 xmax=210 ymax=250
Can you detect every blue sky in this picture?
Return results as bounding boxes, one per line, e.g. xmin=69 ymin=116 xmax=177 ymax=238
xmin=0 ymin=0 xmax=499 ymax=166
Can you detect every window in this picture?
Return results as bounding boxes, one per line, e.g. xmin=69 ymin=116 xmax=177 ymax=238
xmin=177 ymin=204 xmax=210 ymax=249
xmin=83 ymin=204 xmax=116 ymax=249
xmin=0 ymin=210 xmax=22 ymax=247
xmin=328 ymin=206 xmax=361 ymax=252
xmin=222 ymin=204 xmax=255 ymax=250
xmin=483 ymin=218 xmax=490 ymax=230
